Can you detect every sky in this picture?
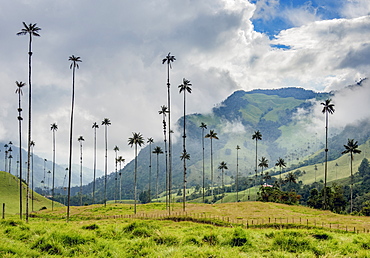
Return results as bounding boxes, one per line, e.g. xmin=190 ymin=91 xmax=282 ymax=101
xmin=0 ymin=0 xmax=369 ymax=174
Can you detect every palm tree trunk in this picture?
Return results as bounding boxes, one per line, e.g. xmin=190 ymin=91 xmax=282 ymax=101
xmin=67 ymin=65 xmax=76 ymax=222
xmin=324 ymin=111 xmax=329 ymax=209
xmin=156 ymin=154 xmax=159 ymax=200
xmin=210 ymin=139 xmax=214 ymax=198
xmin=92 ymin=128 xmax=97 ymax=204
xmin=104 ymin=126 xmax=108 ymax=207
xmin=350 ymin=153 xmax=353 ymax=213
xmin=182 ymin=90 xmax=186 ymax=212
xmin=202 ymin=129 xmax=205 ymax=203
xmin=26 ymin=33 xmax=33 ymax=222
xmin=52 ymin=130 xmax=55 ymax=210
xmin=134 ymin=144 xmax=137 ymax=214
xmin=80 ymin=141 xmax=83 ymax=206
xmin=167 ymin=66 xmax=172 ymax=214
xmin=149 ymin=144 xmax=152 ymax=202
xmin=255 ymin=140 xmax=258 ymax=201
xmin=236 ymin=149 xmax=239 ymax=202
xmin=18 ymin=91 xmax=23 ymax=220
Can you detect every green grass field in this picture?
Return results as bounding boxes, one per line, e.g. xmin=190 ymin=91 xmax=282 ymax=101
xmin=2 ymin=202 xmax=370 ymax=257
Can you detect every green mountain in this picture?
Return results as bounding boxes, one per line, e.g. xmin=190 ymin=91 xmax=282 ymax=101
xmin=68 ymin=85 xmax=370 ymax=204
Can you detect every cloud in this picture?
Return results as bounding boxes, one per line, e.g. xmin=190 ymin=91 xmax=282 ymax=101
xmin=0 ymin=0 xmax=369 ymax=175
xmin=341 ymin=0 xmax=370 ymax=18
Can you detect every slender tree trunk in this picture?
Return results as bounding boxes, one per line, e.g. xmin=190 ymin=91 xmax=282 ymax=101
xmin=182 ymin=90 xmax=186 ymax=211
xmin=92 ymin=127 xmax=97 ymax=204
xmin=255 ymin=140 xmax=258 ymax=201
xmin=156 ymin=154 xmax=159 ymax=200
xmin=324 ymin=111 xmax=329 ymax=209
xmin=162 ymin=118 xmax=168 ymax=209
xmin=134 ymin=144 xmax=137 ymax=214
xmin=202 ymin=128 xmax=205 ymax=203
xmin=167 ymin=64 xmax=172 ymax=214
xmin=210 ymin=138 xmax=214 ymax=198
xmin=350 ymin=153 xmax=353 ymax=213
xmin=26 ymin=33 xmax=33 ymax=222
xmin=67 ymin=65 xmax=76 ymax=222
xmin=119 ymin=161 xmax=122 ymax=201
xmin=52 ymin=130 xmax=56 ymax=210
xmin=104 ymin=125 xmax=108 ymax=207
xmin=236 ymin=148 xmax=239 ymax=202
xmin=79 ymin=141 xmax=83 ymax=206
xmin=149 ymin=143 xmax=152 ymax=202
xmin=18 ymin=90 xmax=23 ymax=220
xmin=115 ymin=150 xmax=118 ymax=203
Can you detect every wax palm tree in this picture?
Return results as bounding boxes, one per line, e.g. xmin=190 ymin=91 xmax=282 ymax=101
xmin=218 ymin=161 xmax=228 ymax=203
xmin=3 ymin=144 xmax=8 ymax=172
xmin=67 ymin=55 xmax=82 ymax=222
xmin=342 ymin=139 xmax=361 ymax=213
xmin=30 ymin=140 xmax=35 ymax=211
xmin=17 ymin=22 xmax=41 ymax=222
xmin=15 ymin=81 xmax=25 ymax=219
xmin=91 ymin=122 xmax=99 ymax=204
xmin=50 ymin=123 xmax=58 ymax=210
xmin=152 ymin=146 xmax=163 ymax=200
xmin=117 ymin=156 xmax=125 ymax=201
xmin=162 ymin=53 xmax=175 ymax=213
xmin=321 ymin=99 xmax=335 ymax=209
xmin=236 ymin=145 xmax=240 ymax=202
xmin=252 ymin=130 xmax=262 ymax=198
xmin=180 ymin=151 xmax=190 ymax=211
xmin=258 ymin=157 xmax=269 ymax=185
xmin=159 ymin=105 xmax=169 ymax=207
xmin=77 ymin=135 xmax=84 ymax=205
xmin=102 ymin=118 xmax=111 ymax=206
xmin=113 ymin=145 xmax=119 ymax=203
xmin=199 ymin=122 xmax=207 ymax=202
xmin=147 ymin=138 xmax=154 ymax=201
xmin=275 ymin=157 xmax=286 ymax=184
xmin=205 ymin=130 xmax=219 ymax=198
xmin=179 ymin=78 xmax=192 ymax=206
xmin=128 ymin=132 xmax=145 ymax=214
xmin=284 ymin=172 xmax=297 ymax=184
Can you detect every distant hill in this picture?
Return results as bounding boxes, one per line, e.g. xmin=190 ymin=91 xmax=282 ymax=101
xmin=0 ymin=171 xmax=63 ymax=215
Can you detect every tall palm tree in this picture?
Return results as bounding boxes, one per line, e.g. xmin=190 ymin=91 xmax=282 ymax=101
xmin=275 ymin=157 xmax=286 ymax=184
xmin=236 ymin=145 xmax=240 ymax=202
xmin=147 ymin=138 xmax=154 ymax=201
xmin=152 ymin=146 xmax=163 ymax=200
xmin=17 ymin=22 xmax=41 ymax=222
xmin=321 ymin=99 xmax=335 ymax=209
xmin=77 ymin=135 xmax=84 ymax=206
xmin=102 ymin=118 xmax=111 ymax=206
xmin=162 ymin=53 xmax=175 ymax=213
xmin=218 ymin=161 xmax=228 ymax=203
xmin=91 ymin=122 xmax=99 ymax=204
xmin=205 ymin=130 xmax=219 ymax=198
xmin=113 ymin=145 xmax=119 ymax=203
xmin=128 ymin=132 xmax=145 ymax=214
xmin=67 ymin=55 xmax=82 ymax=222
xmin=15 ymin=81 xmax=25 ymax=219
xmin=180 ymin=151 xmax=190 ymax=211
xmin=117 ymin=156 xmax=125 ymax=201
xmin=50 ymin=123 xmax=58 ymax=210
xmin=342 ymin=139 xmax=361 ymax=213
xmin=179 ymin=78 xmax=192 ymax=207
xmin=30 ymin=140 xmax=35 ymax=212
xmin=258 ymin=157 xmax=269 ymax=185
xmin=252 ymin=130 xmax=262 ymax=198
xmin=3 ymin=144 xmax=8 ymax=172
xmin=159 ymin=105 xmax=169 ymax=208
xmin=200 ymin=122 xmax=207 ymax=202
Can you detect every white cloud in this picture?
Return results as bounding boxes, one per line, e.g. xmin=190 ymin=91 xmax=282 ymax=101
xmin=0 ymin=0 xmax=369 ymax=174
xmin=341 ymin=0 xmax=370 ymax=18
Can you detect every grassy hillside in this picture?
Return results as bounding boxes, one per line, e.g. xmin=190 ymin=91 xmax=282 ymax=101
xmin=0 ymin=171 xmax=63 ymax=216
xmin=1 ymin=202 xmax=370 ymax=257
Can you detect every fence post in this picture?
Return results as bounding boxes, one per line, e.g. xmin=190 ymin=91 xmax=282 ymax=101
xmin=2 ymin=203 xmax=4 ymax=219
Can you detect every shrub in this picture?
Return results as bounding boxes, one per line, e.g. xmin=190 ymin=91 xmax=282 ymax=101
xmin=202 ymin=233 xmax=218 ymax=246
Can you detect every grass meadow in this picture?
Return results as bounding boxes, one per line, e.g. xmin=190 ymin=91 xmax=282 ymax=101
xmin=1 ymin=202 xmax=370 ymax=257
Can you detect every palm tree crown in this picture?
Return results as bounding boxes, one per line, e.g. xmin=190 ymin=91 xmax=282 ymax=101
xmin=321 ymin=99 xmax=335 ymax=115
xmin=162 ymin=52 xmax=176 ymax=68
xmin=69 ymin=55 xmax=82 ymax=69
xmin=342 ymin=139 xmax=361 ymax=158
xmin=205 ymin=130 xmax=219 ymax=140
xmin=178 ymin=78 xmax=192 ymax=94
xmin=17 ymin=22 xmax=41 ymax=37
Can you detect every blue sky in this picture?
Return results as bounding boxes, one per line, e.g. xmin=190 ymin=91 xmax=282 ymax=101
xmin=0 ymin=0 xmax=369 ymax=171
